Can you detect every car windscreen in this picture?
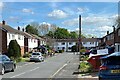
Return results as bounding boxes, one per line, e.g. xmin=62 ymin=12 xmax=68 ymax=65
xmin=32 ymin=53 xmax=41 ymax=55
xmin=103 ymin=56 xmax=120 ymax=65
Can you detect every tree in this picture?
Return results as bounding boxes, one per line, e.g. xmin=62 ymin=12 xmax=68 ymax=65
xmin=69 ymin=31 xmax=78 ymax=39
xmin=25 ymin=24 xmax=39 ymax=36
xmin=7 ymin=40 xmax=21 ymax=60
xmin=46 ymin=31 xmax=54 ymax=38
xmin=54 ymin=28 xmax=70 ymax=39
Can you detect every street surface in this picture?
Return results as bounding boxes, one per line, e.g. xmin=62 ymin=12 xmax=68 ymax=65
xmin=2 ymin=52 xmax=79 ymax=79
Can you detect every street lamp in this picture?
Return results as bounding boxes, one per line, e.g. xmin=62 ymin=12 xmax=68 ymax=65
xmin=112 ymin=25 xmax=115 ymax=46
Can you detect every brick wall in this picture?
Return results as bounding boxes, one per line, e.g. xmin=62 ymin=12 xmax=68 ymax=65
xmin=2 ymin=30 xmax=7 ymax=53
xmin=21 ymin=46 xmax=24 ymax=56
xmin=0 ymin=29 xmax=2 ymax=53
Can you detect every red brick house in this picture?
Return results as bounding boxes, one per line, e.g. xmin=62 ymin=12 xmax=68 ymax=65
xmin=0 ymin=24 xmax=7 ymax=54
xmin=100 ymin=27 xmax=120 ymax=52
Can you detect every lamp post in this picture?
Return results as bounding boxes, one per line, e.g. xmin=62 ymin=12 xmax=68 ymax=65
xmin=112 ymin=25 xmax=115 ymax=46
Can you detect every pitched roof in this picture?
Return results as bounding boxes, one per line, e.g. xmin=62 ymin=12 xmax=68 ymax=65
xmin=54 ymin=38 xmax=100 ymax=42
xmin=0 ymin=23 xmax=24 ymax=35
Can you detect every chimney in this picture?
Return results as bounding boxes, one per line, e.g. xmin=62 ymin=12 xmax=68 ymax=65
xmin=18 ymin=26 xmax=20 ymax=31
xmin=22 ymin=28 xmax=24 ymax=32
xmin=107 ymin=31 xmax=109 ymax=35
xmin=2 ymin=20 xmax=5 ymax=25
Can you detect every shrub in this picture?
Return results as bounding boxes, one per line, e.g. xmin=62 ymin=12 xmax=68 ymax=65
xmin=23 ymin=52 xmax=31 ymax=58
xmin=79 ymin=62 xmax=93 ymax=73
xmin=7 ymin=40 xmax=21 ymax=61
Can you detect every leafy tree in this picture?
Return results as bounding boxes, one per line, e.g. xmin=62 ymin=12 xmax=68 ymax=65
xmin=7 ymin=40 xmax=21 ymax=60
xmin=25 ymin=24 xmax=39 ymax=36
xmin=69 ymin=31 xmax=78 ymax=39
xmin=46 ymin=31 xmax=54 ymax=38
xmin=54 ymin=28 xmax=70 ymax=39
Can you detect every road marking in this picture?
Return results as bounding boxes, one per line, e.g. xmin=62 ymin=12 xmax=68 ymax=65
xmin=10 ymin=67 xmax=39 ymax=78
xmin=17 ymin=62 xmax=34 ymax=68
xmin=50 ymin=63 xmax=67 ymax=78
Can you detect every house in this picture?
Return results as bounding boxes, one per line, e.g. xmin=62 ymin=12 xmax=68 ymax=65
xmin=1 ymin=21 xmax=25 ymax=56
xmin=0 ymin=24 xmax=7 ymax=54
xmin=54 ymin=39 xmax=77 ymax=52
xmin=53 ymin=38 xmax=100 ymax=52
xmin=100 ymin=27 xmax=120 ymax=52
xmin=82 ymin=38 xmax=100 ymax=49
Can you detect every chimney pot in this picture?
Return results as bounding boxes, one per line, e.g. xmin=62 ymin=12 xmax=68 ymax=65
xmin=22 ymin=28 xmax=24 ymax=32
xmin=18 ymin=26 xmax=20 ymax=30
xmin=2 ymin=20 xmax=5 ymax=25
xmin=107 ymin=31 xmax=109 ymax=35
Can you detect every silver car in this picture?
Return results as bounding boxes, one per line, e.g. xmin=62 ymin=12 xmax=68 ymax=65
xmin=0 ymin=55 xmax=16 ymax=75
xmin=30 ymin=52 xmax=44 ymax=62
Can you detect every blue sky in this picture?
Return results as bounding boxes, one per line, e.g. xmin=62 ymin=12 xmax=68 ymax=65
xmin=1 ymin=2 xmax=118 ymax=37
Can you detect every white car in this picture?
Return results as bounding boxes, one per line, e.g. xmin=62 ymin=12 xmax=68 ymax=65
xmin=30 ymin=52 xmax=44 ymax=62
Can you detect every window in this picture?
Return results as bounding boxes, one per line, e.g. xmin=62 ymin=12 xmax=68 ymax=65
xmin=69 ymin=42 xmax=72 ymax=45
xmin=118 ymin=29 xmax=120 ymax=36
xmin=18 ymin=35 xmax=21 ymax=40
xmin=12 ymin=34 xmax=15 ymax=39
xmin=83 ymin=42 xmax=86 ymax=44
xmin=62 ymin=47 xmax=65 ymax=49
xmin=34 ymin=40 xmax=36 ymax=43
xmin=62 ymin=42 xmax=65 ymax=45
xmin=9 ymin=34 xmax=11 ymax=39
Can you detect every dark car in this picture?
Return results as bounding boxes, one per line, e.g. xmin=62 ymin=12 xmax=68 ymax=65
xmin=98 ymin=52 xmax=120 ymax=80
xmin=0 ymin=55 xmax=16 ymax=75
xmin=84 ymin=49 xmax=97 ymax=55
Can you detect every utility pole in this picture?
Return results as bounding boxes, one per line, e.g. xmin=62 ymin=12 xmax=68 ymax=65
xmin=112 ymin=26 xmax=115 ymax=46
xmin=79 ymin=15 xmax=81 ymax=61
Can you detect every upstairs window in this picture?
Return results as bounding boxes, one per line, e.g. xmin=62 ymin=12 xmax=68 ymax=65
xmin=62 ymin=42 xmax=65 ymax=45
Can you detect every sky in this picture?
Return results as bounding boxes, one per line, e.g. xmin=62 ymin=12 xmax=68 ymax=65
xmin=0 ymin=1 xmax=119 ymax=38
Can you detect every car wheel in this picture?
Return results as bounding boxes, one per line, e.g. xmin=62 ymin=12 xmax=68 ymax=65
xmin=99 ymin=77 xmax=102 ymax=80
xmin=1 ymin=67 xmax=5 ymax=75
xmin=11 ymin=65 xmax=15 ymax=72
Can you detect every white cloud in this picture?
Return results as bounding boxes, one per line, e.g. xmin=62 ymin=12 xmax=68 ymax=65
xmin=62 ymin=14 xmax=117 ymax=27
xmin=40 ymin=22 xmax=51 ymax=26
xmin=7 ymin=16 xmax=21 ymax=22
xmin=0 ymin=2 xmax=4 ymax=13
xmin=22 ymin=8 xmax=34 ymax=14
xmin=77 ymin=7 xmax=89 ymax=14
xmin=62 ymin=18 xmax=78 ymax=26
xmin=97 ymin=26 xmax=113 ymax=32
xmin=48 ymin=10 xmax=68 ymax=19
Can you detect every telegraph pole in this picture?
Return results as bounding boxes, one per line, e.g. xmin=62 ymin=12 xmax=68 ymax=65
xmin=79 ymin=15 xmax=81 ymax=61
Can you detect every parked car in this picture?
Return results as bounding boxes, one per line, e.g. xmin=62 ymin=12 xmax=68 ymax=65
xmin=84 ymin=49 xmax=97 ymax=55
xmin=98 ymin=52 xmax=120 ymax=80
xmin=0 ymin=55 xmax=16 ymax=75
xmin=30 ymin=52 xmax=44 ymax=62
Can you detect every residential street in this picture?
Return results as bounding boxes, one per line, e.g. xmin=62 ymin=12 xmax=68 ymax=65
xmin=2 ymin=52 xmax=79 ymax=79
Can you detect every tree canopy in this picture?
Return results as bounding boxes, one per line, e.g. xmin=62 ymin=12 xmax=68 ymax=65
xmin=25 ymin=24 xmax=39 ymax=36
xmin=46 ymin=27 xmax=81 ymax=39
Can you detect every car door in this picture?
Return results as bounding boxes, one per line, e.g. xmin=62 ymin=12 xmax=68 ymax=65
xmin=2 ymin=56 xmax=13 ymax=71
